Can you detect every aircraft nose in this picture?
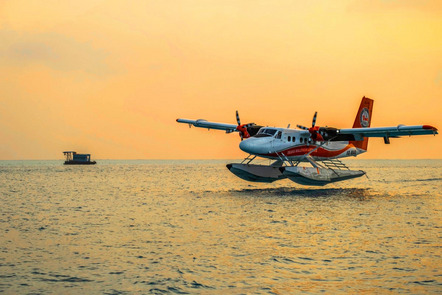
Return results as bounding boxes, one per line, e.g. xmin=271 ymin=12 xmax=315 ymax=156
xmin=239 ymin=138 xmax=254 ymax=154
xmin=239 ymin=138 xmax=269 ymax=154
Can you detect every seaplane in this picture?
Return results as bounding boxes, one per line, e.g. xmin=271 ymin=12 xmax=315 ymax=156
xmin=177 ymin=97 xmax=438 ymax=186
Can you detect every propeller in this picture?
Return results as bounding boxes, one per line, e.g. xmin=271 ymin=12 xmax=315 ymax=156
xmin=235 ymin=110 xmax=255 ymax=140
xmin=296 ymin=125 xmax=309 ymax=130
xmin=312 ymin=111 xmax=317 ymax=127
xmin=297 ymin=111 xmax=324 ymax=141
xmin=236 ymin=110 xmax=243 ymax=140
xmin=297 ymin=112 xmax=317 ymax=130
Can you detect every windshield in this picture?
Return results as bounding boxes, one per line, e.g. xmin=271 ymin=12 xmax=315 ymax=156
xmin=254 ymin=128 xmax=277 ymax=137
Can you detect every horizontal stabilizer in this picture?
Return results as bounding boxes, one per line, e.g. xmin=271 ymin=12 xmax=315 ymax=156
xmin=340 ymin=125 xmax=438 ymax=140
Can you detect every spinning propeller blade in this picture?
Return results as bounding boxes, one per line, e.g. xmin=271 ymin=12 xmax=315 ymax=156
xmin=297 ymin=111 xmax=325 ymax=141
xmin=236 ymin=110 xmax=244 ymax=141
xmin=297 ymin=125 xmax=309 ymax=130
xmin=235 ymin=111 xmax=256 ymax=140
xmin=297 ymin=112 xmax=318 ymax=130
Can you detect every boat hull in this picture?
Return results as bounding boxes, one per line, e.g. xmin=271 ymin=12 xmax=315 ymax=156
xmin=64 ymin=161 xmax=97 ymax=165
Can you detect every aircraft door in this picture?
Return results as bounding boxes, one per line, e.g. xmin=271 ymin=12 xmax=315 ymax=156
xmin=272 ymin=131 xmax=283 ymax=151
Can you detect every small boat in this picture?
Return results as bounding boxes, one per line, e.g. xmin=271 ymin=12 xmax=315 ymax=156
xmin=63 ymin=151 xmax=96 ymax=165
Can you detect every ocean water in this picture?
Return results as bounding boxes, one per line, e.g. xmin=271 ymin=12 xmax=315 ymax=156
xmin=0 ymin=159 xmax=441 ymax=294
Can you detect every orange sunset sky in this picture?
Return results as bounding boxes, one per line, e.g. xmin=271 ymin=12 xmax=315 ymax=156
xmin=0 ymin=0 xmax=441 ymax=160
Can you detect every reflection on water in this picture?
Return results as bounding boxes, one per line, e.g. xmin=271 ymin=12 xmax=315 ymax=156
xmin=0 ymin=159 xmax=441 ymax=294
xmin=231 ymin=187 xmax=374 ymax=200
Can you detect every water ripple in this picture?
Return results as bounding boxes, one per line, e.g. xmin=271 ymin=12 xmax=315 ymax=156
xmin=0 ymin=159 xmax=440 ymax=294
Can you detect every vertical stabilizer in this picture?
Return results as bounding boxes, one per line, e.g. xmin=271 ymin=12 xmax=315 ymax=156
xmin=350 ymin=96 xmax=374 ymax=151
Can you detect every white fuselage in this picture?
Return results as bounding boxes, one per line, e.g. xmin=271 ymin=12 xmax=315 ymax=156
xmin=239 ymin=127 xmax=365 ymax=161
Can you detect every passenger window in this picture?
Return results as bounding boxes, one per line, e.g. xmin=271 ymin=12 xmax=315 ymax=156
xmin=288 ymin=136 xmax=291 ymax=142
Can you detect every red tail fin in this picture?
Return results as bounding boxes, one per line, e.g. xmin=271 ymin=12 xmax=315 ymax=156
xmin=350 ymin=96 xmax=374 ymax=151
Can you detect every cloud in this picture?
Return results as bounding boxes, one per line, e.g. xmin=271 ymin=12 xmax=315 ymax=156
xmin=0 ymin=30 xmax=108 ymax=74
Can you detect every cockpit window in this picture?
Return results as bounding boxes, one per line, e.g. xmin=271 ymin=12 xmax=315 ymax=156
xmin=254 ymin=128 xmax=278 ymax=137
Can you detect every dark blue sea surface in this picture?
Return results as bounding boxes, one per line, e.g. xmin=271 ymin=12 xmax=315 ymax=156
xmin=0 ymin=159 xmax=441 ymax=294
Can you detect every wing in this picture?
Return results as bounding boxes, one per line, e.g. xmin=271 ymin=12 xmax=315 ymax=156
xmin=176 ymin=118 xmax=238 ymax=133
xmin=339 ymin=125 xmax=438 ymax=140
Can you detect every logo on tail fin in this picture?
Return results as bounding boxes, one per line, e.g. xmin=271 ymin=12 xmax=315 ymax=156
xmin=360 ymin=108 xmax=370 ymax=127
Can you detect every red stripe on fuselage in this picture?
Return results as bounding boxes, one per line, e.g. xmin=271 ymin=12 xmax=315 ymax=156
xmin=263 ymin=144 xmax=353 ymax=158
